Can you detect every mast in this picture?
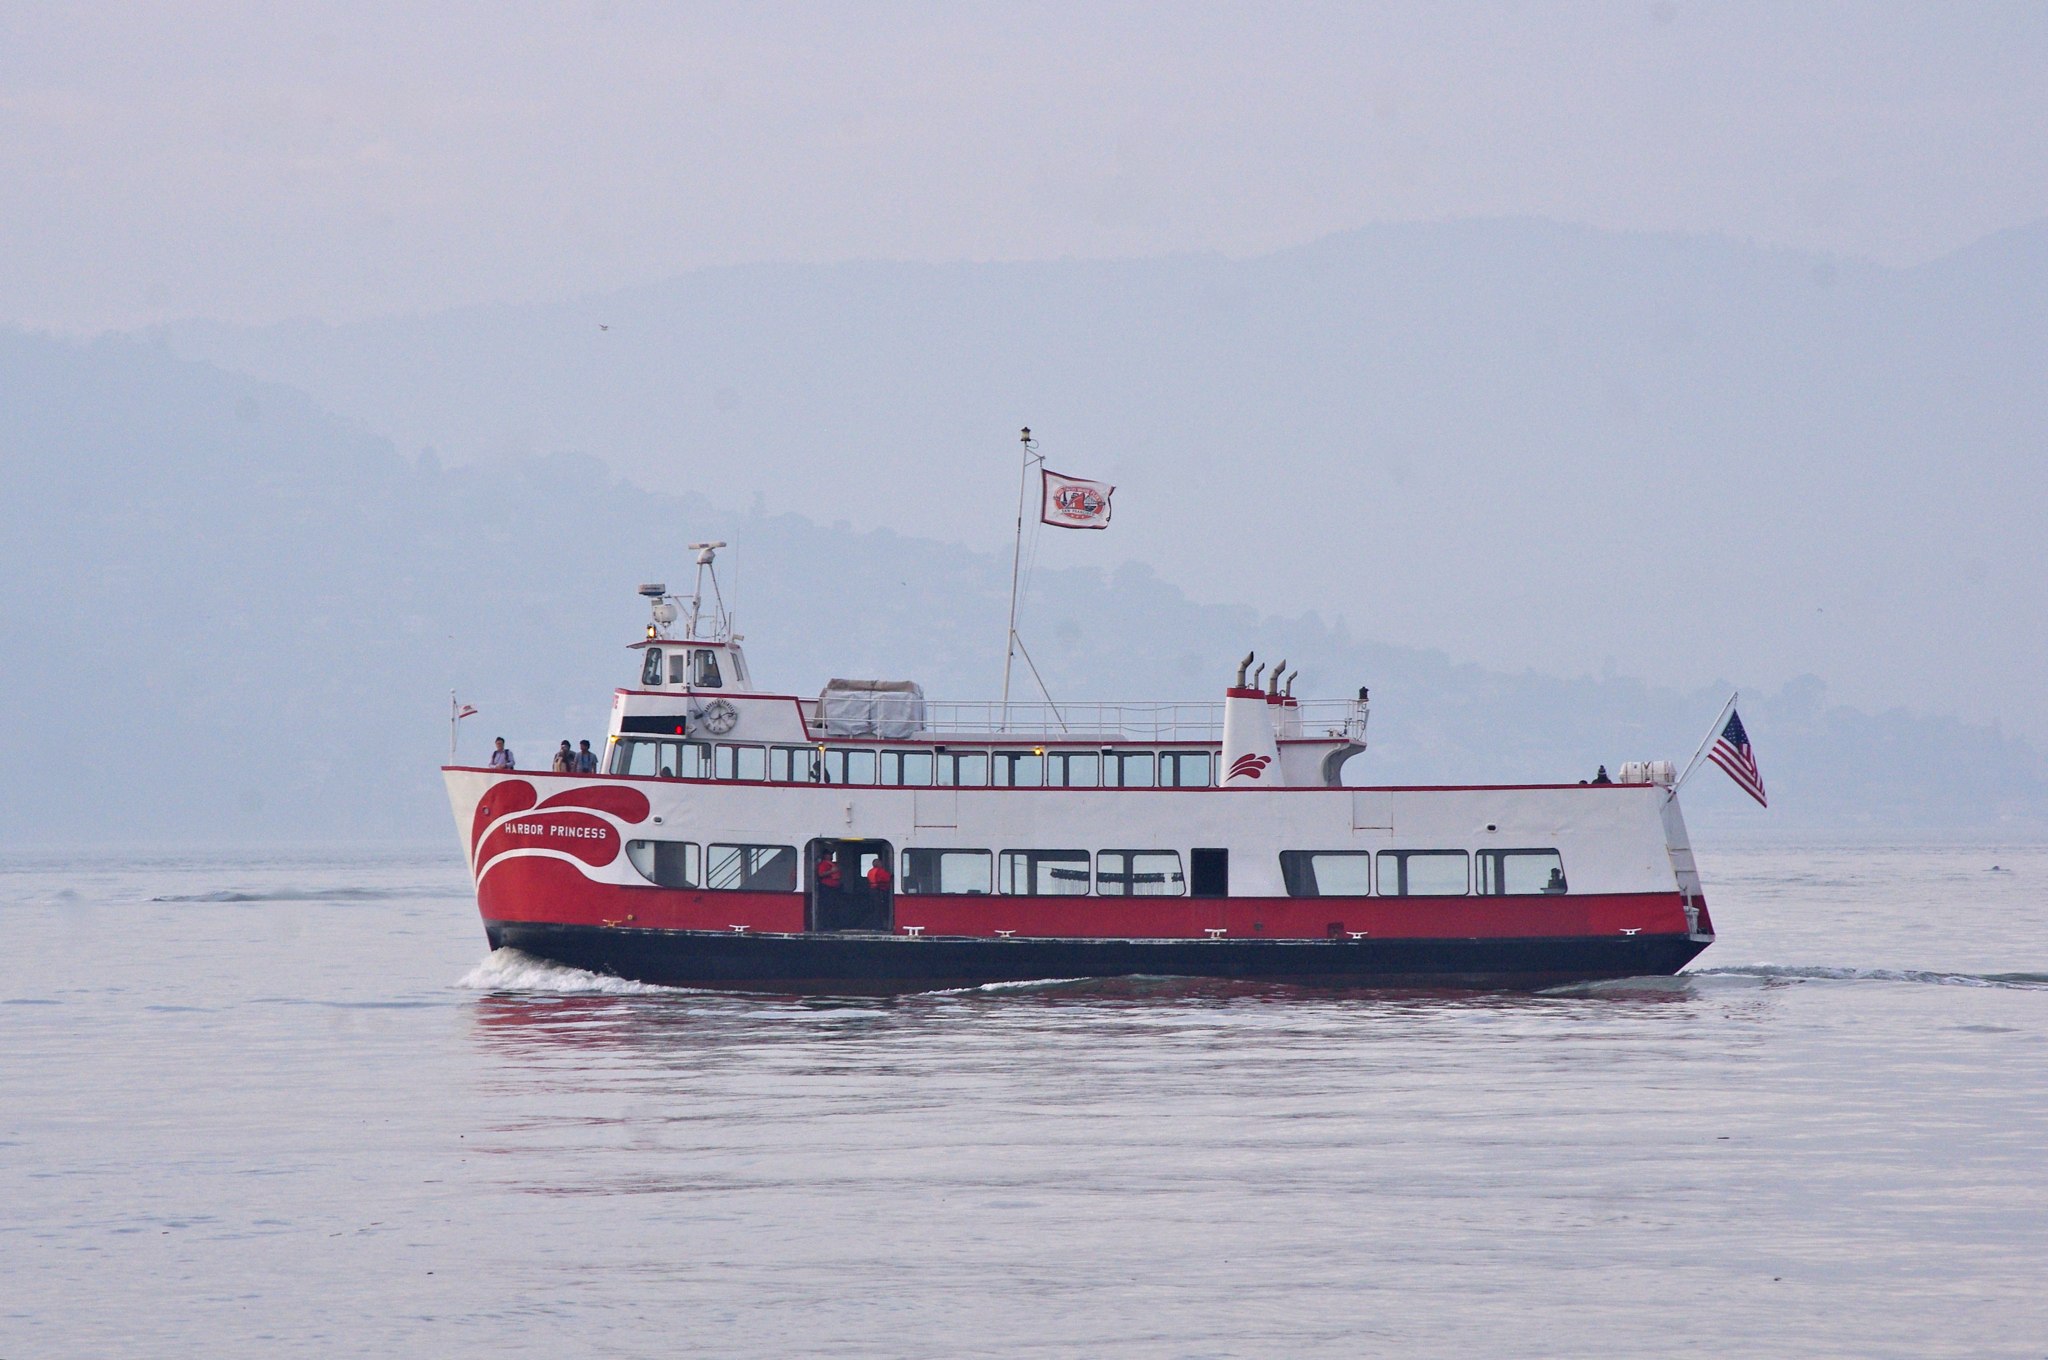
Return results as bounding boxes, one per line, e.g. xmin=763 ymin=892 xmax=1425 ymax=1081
xmin=1000 ymin=427 xmax=1040 ymax=730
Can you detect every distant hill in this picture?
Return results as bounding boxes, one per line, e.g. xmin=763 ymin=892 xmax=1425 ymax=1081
xmin=157 ymin=217 xmax=2048 ymax=746
xmin=3 ymin=329 xmax=2043 ymax=845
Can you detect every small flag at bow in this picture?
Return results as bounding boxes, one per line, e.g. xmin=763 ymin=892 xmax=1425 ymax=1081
xmin=1041 ymin=469 xmax=1114 ymax=529
xmin=1708 ymin=709 xmax=1767 ymax=807
xmin=456 ymin=703 xmax=478 ymax=720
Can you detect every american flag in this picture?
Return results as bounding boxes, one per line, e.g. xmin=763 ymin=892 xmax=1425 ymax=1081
xmin=1708 ymin=709 xmax=1767 ymax=807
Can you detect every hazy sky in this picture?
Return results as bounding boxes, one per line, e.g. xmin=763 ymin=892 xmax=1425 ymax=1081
xmin=6 ymin=2 xmax=2048 ymax=330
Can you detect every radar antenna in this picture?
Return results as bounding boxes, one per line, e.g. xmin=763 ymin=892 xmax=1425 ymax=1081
xmin=635 ymin=541 xmax=734 ymax=641
xmin=684 ymin=541 xmax=731 ymax=640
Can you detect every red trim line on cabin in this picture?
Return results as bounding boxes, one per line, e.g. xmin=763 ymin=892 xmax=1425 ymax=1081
xmin=444 ymin=765 xmax=1649 ymax=794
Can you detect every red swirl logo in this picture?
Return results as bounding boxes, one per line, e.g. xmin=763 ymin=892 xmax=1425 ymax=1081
xmin=1227 ymin=752 xmax=1272 ymax=782
xmin=469 ymin=780 xmax=649 ymax=879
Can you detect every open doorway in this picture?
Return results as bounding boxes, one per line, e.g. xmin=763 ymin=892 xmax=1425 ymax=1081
xmin=806 ymin=838 xmax=894 ymax=932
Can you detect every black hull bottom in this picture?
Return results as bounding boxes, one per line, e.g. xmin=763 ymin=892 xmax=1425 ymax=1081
xmin=485 ymin=921 xmax=1712 ymax=992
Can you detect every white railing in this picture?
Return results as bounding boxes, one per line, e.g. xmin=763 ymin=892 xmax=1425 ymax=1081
xmin=917 ymin=698 xmax=1368 ymax=743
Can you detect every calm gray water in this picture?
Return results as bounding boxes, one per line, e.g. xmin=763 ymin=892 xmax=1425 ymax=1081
xmin=3 ymin=842 xmax=2045 ymax=1358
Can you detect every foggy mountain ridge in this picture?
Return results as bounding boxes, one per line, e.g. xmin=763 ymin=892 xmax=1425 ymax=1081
xmin=3 ymin=328 xmax=2044 ymax=846
xmin=151 ymin=216 xmax=2048 ymax=749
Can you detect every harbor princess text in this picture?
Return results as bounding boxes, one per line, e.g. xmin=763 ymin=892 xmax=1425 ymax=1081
xmin=444 ymin=542 xmax=1717 ymax=989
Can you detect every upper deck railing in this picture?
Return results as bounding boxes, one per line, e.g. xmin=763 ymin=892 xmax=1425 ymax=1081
xmin=914 ymin=698 xmax=1369 ymax=743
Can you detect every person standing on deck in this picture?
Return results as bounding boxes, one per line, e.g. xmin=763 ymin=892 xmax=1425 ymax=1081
xmin=489 ymin=738 xmax=516 ymax=770
xmin=551 ymin=741 xmax=575 ymax=773
xmin=575 ymin=740 xmax=599 ymax=774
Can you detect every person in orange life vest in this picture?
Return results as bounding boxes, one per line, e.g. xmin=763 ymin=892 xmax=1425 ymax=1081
xmin=815 ymin=854 xmax=843 ymax=891
xmin=866 ymin=857 xmax=892 ymax=894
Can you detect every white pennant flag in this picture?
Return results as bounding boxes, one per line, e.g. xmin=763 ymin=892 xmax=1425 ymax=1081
xmin=1040 ymin=469 xmax=1115 ymax=529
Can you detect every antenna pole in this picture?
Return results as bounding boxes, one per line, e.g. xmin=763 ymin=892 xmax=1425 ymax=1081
xmin=449 ymin=689 xmax=459 ymax=761
xmin=1000 ymin=427 xmax=1039 ymax=730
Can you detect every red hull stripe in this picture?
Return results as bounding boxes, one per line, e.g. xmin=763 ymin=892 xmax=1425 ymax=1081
xmin=476 ymin=857 xmax=1697 ymax=941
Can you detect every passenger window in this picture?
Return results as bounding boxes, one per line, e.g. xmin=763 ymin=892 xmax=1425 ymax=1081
xmin=883 ymin=751 xmax=933 ymax=786
xmin=1279 ymin=851 xmax=1372 ymax=897
xmin=844 ymin=749 xmax=877 ymax=785
xmin=998 ymin=849 xmax=1091 ymax=895
xmin=1162 ymin=752 xmax=1213 ymax=787
xmin=1048 ymin=752 xmax=1100 ymax=787
xmin=615 ymin=738 xmax=661 ymax=776
xmin=901 ymin=849 xmax=993 ymax=895
xmin=937 ymin=751 xmax=989 ymax=787
xmin=678 ymin=742 xmax=714 ymax=779
xmin=625 ymin=839 xmax=700 ymax=889
xmin=1097 ymin=850 xmax=1185 ymax=896
xmin=770 ymin=747 xmax=801 ymax=782
xmin=715 ymin=744 xmax=738 ymax=780
xmin=1376 ymin=850 xmax=1470 ymax=897
xmin=1110 ymin=752 xmax=1155 ymax=788
xmin=731 ymin=745 xmax=766 ymax=781
xmin=640 ymin=650 xmax=664 ymax=687
xmin=994 ymin=752 xmax=1045 ymax=787
xmin=1477 ymin=849 xmax=1567 ymax=895
xmin=692 ymin=650 xmax=723 ymax=688
xmin=705 ymin=843 xmax=797 ymax=891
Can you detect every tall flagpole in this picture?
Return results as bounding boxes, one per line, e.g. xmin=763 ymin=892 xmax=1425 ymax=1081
xmin=1000 ymin=427 xmax=1039 ymax=730
xmin=1672 ymin=689 xmax=1739 ymax=796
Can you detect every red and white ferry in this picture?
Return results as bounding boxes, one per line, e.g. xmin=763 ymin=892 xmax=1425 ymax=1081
xmin=445 ymin=545 xmax=1714 ymax=990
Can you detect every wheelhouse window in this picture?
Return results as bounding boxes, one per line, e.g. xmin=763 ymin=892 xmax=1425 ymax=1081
xmin=1108 ymin=752 xmax=1155 ymax=788
xmin=1047 ymin=751 xmax=1100 ymax=787
xmin=705 ymin=843 xmax=797 ymax=892
xmin=1477 ymin=849 xmax=1568 ymax=895
xmin=640 ymin=650 xmax=664 ymax=687
xmin=691 ymin=649 xmax=723 ymax=688
xmin=936 ymin=750 xmax=989 ymax=787
xmin=1377 ymin=850 xmax=1470 ymax=897
xmin=625 ymin=839 xmax=700 ymax=889
xmin=994 ymin=751 xmax=1045 ymax=787
xmin=1097 ymin=850 xmax=1185 ymax=896
xmin=1279 ymin=851 xmax=1373 ymax=897
xmin=901 ymin=849 xmax=992 ymax=895
xmin=1161 ymin=751 xmax=1213 ymax=788
xmin=998 ymin=849 xmax=1091 ymax=895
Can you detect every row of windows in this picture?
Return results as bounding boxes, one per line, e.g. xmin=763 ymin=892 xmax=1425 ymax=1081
xmin=627 ymin=841 xmax=798 ymax=892
xmin=1281 ymin=849 xmax=1567 ymax=897
xmin=611 ymin=738 xmax=1217 ymax=788
xmin=623 ymin=841 xmax=1568 ymax=897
